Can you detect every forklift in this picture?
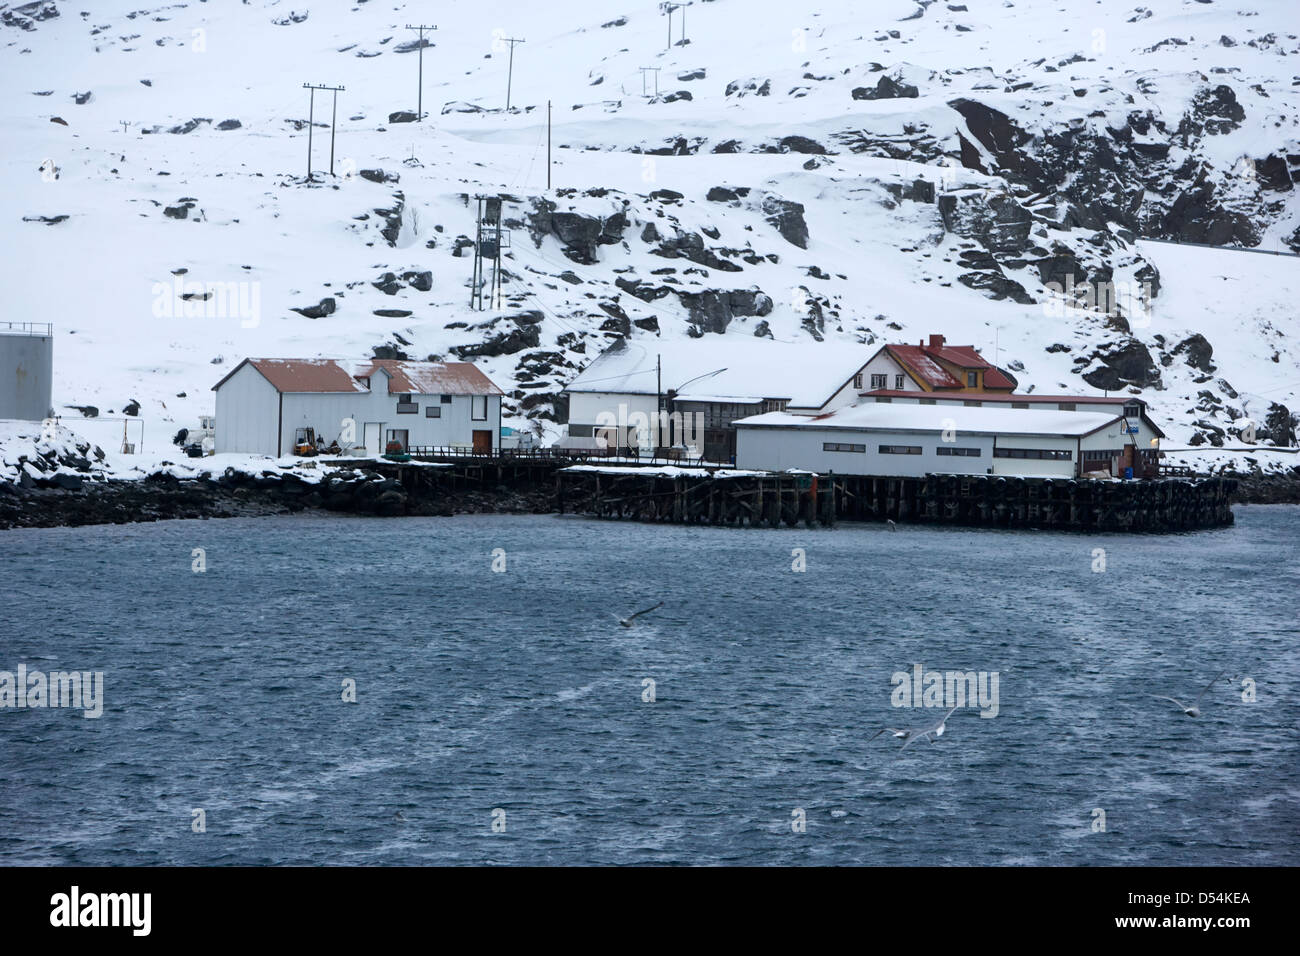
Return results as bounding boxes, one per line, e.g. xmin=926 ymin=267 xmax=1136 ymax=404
xmin=293 ymin=427 xmax=319 ymax=457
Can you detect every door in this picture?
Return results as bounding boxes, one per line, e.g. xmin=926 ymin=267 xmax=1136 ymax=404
xmin=363 ymin=422 xmax=381 ymax=456
xmin=472 ymin=430 xmax=493 ymax=455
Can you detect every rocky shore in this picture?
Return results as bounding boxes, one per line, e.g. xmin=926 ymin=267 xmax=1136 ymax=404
xmin=0 ymin=467 xmax=556 ymax=530
xmin=2 ymin=463 xmax=1298 ymax=531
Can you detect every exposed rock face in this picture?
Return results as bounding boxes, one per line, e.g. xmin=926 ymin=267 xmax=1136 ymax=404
xmin=651 ymin=229 xmax=743 ymax=271
xmin=401 ymin=270 xmax=433 ymax=292
xmin=679 ymin=287 xmax=773 ymax=335
xmin=291 ymin=297 xmax=337 ymax=319
xmin=388 ymin=111 xmax=418 ymax=124
xmin=527 ymin=199 xmax=627 ymax=264
xmin=938 ymin=190 xmax=1032 ymax=254
xmin=1081 ymin=339 xmax=1161 ymax=390
xmin=761 ymin=196 xmax=809 ymax=248
xmin=852 ymin=75 xmax=919 ymax=100
xmin=1172 ymin=333 xmax=1215 ymax=373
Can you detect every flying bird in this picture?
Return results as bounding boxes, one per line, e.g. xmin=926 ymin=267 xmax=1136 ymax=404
xmin=870 ymin=706 xmax=960 ymax=751
xmin=618 ymin=602 xmax=663 ymax=627
xmin=1155 ymin=670 xmax=1230 ymax=717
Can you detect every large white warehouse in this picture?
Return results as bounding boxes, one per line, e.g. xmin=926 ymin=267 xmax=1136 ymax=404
xmin=735 ymin=402 xmax=1143 ymax=479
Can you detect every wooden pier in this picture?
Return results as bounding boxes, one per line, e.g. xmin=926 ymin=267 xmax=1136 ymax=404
xmin=556 ymin=468 xmax=1237 ymax=533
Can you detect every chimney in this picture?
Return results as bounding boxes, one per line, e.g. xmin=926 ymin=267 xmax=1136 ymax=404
xmin=929 ymin=334 xmax=945 ymax=349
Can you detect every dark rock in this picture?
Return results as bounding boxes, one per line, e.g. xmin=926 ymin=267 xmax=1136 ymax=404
xmin=402 ymin=270 xmax=433 ymax=292
xmin=123 ymin=400 xmax=141 ymax=417
xmin=706 ymin=185 xmax=750 ymax=203
xmin=372 ymin=272 xmax=402 ymax=295
xmin=216 ymin=119 xmax=241 ymax=131
xmin=852 ymin=75 xmax=919 ymax=100
xmin=388 ymin=111 xmax=419 ymax=124
xmin=359 ymin=168 xmax=400 ymax=184
xmin=778 ymin=135 xmax=826 ymax=155
xmin=938 ymin=190 xmax=1032 ymax=254
xmin=1173 ymin=333 xmax=1215 ymax=373
xmin=1081 ymin=339 xmax=1160 ymax=390
xmin=291 ymin=297 xmax=337 ymax=319
xmin=373 ymin=309 xmax=412 ymax=318
xmin=761 ymin=196 xmax=809 ymax=249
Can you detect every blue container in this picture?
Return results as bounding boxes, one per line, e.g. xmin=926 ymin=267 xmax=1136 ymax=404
xmin=1124 ymin=466 xmax=1134 ymax=480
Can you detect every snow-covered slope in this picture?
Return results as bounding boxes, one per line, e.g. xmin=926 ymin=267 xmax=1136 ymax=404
xmin=3 ymin=0 xmax=1299 ymax=454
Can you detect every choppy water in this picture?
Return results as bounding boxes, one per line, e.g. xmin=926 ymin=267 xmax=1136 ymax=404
xmin=1 ymin=507 xmax=1297 ymax=865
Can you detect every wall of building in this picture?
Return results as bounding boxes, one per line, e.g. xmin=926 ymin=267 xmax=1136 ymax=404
xmin=737 ymin=426 xmax=1005 ymax=477
xmin=0 ymin=330 xmax=54 ymax=421
xmin=214 ymin=363 xmax=281 ymax=456
xmin=217 ymin=368 xmax=501 ymax=456
xmin=566 ymin=390 xmax=659 ymax=439
xmin=861 ymin=352 xmax=920 ymax=392
xmin=988 ymin=434 xmax=1078 ymax=477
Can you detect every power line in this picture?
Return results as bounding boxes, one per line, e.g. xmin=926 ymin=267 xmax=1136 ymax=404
xmin=302 ymin=83 xmax=344 ymax=179
xmin=405 ymin=24 xmax=437 ymax=122
xmin=501 ymin=36 xmax=525 ymax=111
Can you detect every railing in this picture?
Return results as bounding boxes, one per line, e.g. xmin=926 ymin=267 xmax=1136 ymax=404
xmin=0 ymin=321 xmax=53 ymax=336
xmin=400 ymin=445 xmax=727 ymax=467
xmin=1157 ymin=464 xmax=1195 ymax=477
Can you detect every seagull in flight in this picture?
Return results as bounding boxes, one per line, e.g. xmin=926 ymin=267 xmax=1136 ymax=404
xmin=618 ymin=602 xmax=663 ymax=628
xmin=870 ymin=706 xmax=959 ymax=751
xmin=1155 ymin=670 xmax=1230 ymax=717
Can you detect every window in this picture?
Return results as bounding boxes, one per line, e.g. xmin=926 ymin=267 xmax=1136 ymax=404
xmin=879 ymin=445 xmax=922 ymax=455
xmin=870 ymin=373 xmax=887 ymax=389
xmin=963 ymin=400 xmax=982 ymax=407
xmin=1058 ymin=402 xmax=1076 ymax=411
xmin=471 ymin=395 xmax=488 ymax=420
xmin=396 ymin=394 xmax=418 ymax=414
xmin=853 ymin=373 xmax=863 ymax=389
xmin=919 ymin=398 xmax=936 ymax=405
xmin=1123 ymin=403 xmax=1143 ymax=420
xmin=967 ymin=371 xmax=979 ymax=387
xmin=1083 ymin=449 xmax=1121 ymax=461
xmin=1011 ymin=402 xmax=1029 ymax=409
xmin=425 ymin=406 xmax=441 ymax=418
xmin=895 ymin=374 xmax=905 ymax=390
xmin=440 ymin=394 xmax=452 ymax=404
xmin=823 ymin=442 xmax=866 ymax=453
xmin=936 ymin=447 xmax=981 ymax=457
xmin=994 ymin=448 xmax=1073 ymax=460
xmin=875 ymin=396 xmax=892 ymax=403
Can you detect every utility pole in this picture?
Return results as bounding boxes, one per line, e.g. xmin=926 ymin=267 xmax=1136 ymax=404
xmin=639 ymin=66 xmax=661 ymax=97
xmin=502 ymin=36 xmax=525 ymax=110
xmin=302 ymin=83 xmax=344 ymax=178
xmin=661 ymin=3 xmax=688 ymax=49
xmin=546 ymin=99 xmax=552 ymax=190
xmin=405 ymin=24 xmax=437 ymax=121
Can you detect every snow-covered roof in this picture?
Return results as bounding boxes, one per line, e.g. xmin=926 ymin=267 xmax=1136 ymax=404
xmin=214 ymin=359 xmax=369 ymax=394
xmin=353 ymin=359 xmax=503 ymax=396
xmin=564 ymin=335 xmax=869 ymax=409
xmin=737 ymin=402 xmax=1122 ymax=437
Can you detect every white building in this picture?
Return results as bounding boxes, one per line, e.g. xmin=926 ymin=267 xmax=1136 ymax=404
xmin=735 ymin=403 xmax=1142 ymax=479
xmin=212 ymin=358 xmax=503 ymax=457
xmin=562 ymin=335 xmax=875 ymax=461
xmin=856 ymin=391 xmax=1164 ymax=476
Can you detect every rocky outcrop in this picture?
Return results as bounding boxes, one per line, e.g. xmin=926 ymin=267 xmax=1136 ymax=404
xmin=761 ymin=196 xmax=809 ymax=248
xmin=1080 ymin=339 xmax=1161 ymax=390
xmin=679 ymin=287 xmax=773 ymax=335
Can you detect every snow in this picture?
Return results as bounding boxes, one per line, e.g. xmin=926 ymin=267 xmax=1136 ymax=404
xmin=2 ymin=0 xmax=1297 ymax=457
xmin=740 ymin=404 xmax=1120 ymax=437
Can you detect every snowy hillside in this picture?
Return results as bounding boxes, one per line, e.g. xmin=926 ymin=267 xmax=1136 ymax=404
xmin=4 ymin=0 xmax=1299 ymax=455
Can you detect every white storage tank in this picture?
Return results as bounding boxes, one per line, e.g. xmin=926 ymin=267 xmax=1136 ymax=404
xmin=0 ymin=322 xmax=54 ymax=421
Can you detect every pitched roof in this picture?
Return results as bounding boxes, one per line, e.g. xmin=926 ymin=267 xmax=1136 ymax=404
xmin=213 ymin=357 xmax=503 ymax=395
xmin=882 ymin=342 xmax=1017 ymax=390
xmin=738 ymin=403 xmax=1122 ymax=438
xmin=859 ymin=389 xmax=1142 ymax=405
xmin=212 ymin=358 xmax=369 ymax=393
xmin=564 ymin=335 xmax=869 ymax=409
xmin=354 ymin=359 xmax=504 ymax=396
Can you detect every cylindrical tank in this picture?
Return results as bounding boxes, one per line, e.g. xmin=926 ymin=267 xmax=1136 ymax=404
xmin=0 ymin=323 xmax=54 ymax=421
